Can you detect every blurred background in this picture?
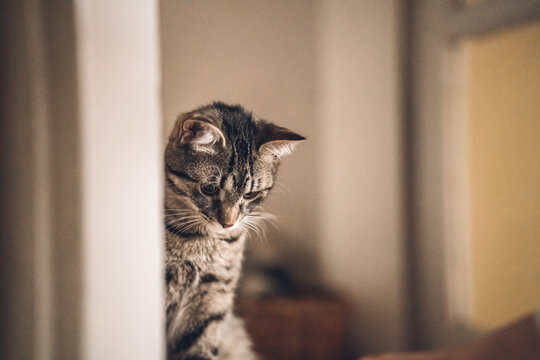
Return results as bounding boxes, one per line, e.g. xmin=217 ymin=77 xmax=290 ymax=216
xmin=1 ymin=0 xmax=539 ymax=359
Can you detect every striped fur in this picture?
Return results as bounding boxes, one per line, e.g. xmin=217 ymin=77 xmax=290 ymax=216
xmin=164 ymin=102 xmax=304 ymax=360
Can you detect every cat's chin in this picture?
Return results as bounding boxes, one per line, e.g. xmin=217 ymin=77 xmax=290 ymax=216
xmin=208 ymin=221 xmax=243 ymax=237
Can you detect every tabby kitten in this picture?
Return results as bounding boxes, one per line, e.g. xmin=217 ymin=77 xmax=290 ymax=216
xmin=164 ymin=102 xmax=304 ymax=360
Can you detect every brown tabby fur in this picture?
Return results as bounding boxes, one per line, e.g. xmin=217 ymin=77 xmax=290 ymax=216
xmin=164 ymin=102 xmax=304 ymax=360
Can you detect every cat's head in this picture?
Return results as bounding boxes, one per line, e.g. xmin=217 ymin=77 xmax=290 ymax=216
xmin=164 ymin=102 xmax=304 ymax=237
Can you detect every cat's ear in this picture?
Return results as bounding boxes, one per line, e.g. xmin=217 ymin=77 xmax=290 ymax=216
xmin=258 ymin=124 xmax=305 ymax=158
xmin=175 ymin=116 xmax=226 ymax=153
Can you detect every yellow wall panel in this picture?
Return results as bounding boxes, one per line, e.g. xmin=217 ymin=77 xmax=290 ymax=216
xmin=467 ymin=21 xmax=540 ymax=330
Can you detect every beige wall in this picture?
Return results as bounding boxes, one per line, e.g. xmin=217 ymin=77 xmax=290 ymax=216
xmin=316 ymin=0 xmax=406 ymax=352
xmin=466 ymin=21 xmax=540 ymax=331
xmin=160 ymin=0 xmax=406 ymax=354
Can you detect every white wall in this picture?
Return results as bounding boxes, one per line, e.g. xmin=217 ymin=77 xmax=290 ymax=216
xmin=75 ymin=1 xmax=163 ymax=359
xmin=160 ymin=0 xmax=406 ymax=354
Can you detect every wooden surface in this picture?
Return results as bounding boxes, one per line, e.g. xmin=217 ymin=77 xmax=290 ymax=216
xmin=237 ymin=295 xmax=349 ymax=360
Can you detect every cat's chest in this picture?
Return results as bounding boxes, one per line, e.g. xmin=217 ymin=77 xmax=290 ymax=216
xmin=166 ymin=233 xmax=246 ymax=288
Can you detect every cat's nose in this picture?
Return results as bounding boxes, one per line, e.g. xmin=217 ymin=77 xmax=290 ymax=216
xmin=218 ymin=205 xmax=239 ymax=228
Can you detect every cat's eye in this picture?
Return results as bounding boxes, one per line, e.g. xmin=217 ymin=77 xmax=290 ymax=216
xmin=243 ymin=191 xmax=261 ymax=200
xmin=200 ymin=183 xmax=219 ymax=196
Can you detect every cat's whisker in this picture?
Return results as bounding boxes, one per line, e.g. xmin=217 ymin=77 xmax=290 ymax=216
xmin=240 ymin=211 xmax=276 ymax=242
xmin=270 ymin=187 xmax=286 ymax=197
xmin=273 ymin=180 xmax=292 ymax=198
xmin=164 ymin=209 xmax=200 ymax=214
xmin=165 ymin=214 xmax=201 ymax=221
xmin=164 ymin=215 xmax=198 ymax=220
xmin=174 ymin=222 xmax=202 ymax=234
xmin=164 ymin=216 xmax=199 ymax=221
xmin=166 ymin=211 xmax=196 ymax=215
xmin=164 ymin=207 xmax=198 ymax=212
xmin=180 ymin=219 xmax=206 ymax=234
xmin=166 ymin=217 xmax=205 ymax=229
xmin=175 ymin=217 xmax=204 ymax=227
xmin=248 ymin=211 xmax=278 ymax=227
xmin=168 ymin=213 xmax=208 ymax=220
xmin=240 ymin=221 xmax=262 ymax=241
xmin=164 ymin=215 xmax=201 ymax=220
xmin=164 ymin=211 xmax=199 ymax=216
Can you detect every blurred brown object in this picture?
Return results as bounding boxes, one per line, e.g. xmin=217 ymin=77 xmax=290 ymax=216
xmin=237 ymin=295 xmax=349 ymax=360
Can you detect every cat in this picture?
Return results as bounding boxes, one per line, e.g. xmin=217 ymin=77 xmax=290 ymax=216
xmin=164 ymin=102 xmax=304 ymax=360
